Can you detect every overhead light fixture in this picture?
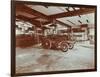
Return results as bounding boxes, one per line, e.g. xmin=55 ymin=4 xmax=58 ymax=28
xmin=86 ymin=19 xmax=89 ymax=23
xmin=78 ymin=20 xmax=82 ymax=24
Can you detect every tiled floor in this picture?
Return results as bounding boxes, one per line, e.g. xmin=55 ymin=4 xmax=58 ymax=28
xmin=16 ymin=41 xmax=95 ymax=73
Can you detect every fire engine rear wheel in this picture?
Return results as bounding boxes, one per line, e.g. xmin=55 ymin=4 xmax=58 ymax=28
xmin=60 ymin=42 xmax=68 ymax=52
xmin=68 ymin=43 xmax=74 ymax=49
xmin=42 ymin=40 xmax=51 ymax=49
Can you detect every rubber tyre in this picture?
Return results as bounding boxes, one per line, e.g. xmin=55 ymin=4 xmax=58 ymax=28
xmin=68 ymin=43 xmax=74 ymax=49
xmin=60 ymin=42 xmax=68 ymax=52
xmin=42 ymin=40 xmax=51 ymax=49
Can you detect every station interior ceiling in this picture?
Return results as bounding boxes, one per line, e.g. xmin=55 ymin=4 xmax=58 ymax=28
xmin=15 ymin=3 xmax=95 ymax=47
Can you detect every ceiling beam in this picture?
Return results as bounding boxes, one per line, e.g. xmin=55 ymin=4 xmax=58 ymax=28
xmin=16 ymin=15 xmax=41 ymax=27
xmin=16 ymin=4 xmax=48 ymax=20
xmin=65 ymin=7 xmax=70 ymax=12
xmin=48 ymin=8 xmax=95 ymax=19
xmin=16 ymin=4 xmax=95 ymax=28
xmin=67 ymin=20 xmax=76 ymax=26
xmin=16 ymin=4 xmax=53 ymax=26
xmin=56 ymin=20 xmax=71 ymax=28
xmin=16 ymin=15 xmax=52 ymax=28
xmin=72 ymin=7 xmax=81 ymax=18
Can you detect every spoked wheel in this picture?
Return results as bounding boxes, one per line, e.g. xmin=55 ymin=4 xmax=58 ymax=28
xmin=42 ymin=40 xmax=51 ymax=49
xmin=60 ymin=42 xmax=68 ymax=52
xmin=68 ymin=43 xmax=74 ymax=49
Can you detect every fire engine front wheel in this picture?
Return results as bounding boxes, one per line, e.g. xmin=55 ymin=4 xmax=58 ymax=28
xmin=68 ymin=43 xmax=74 ymax=49
xmin=60 ymin=42 xmax=68 ymax=52
xmin=42 ymin=40 xmax=51 ymax=49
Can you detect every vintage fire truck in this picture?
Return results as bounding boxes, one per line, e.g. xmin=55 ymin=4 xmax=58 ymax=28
xmin=39 ymin=24 xmax=76 ymax=52
xmin=41 ymin=34 xmax=76 ymax=52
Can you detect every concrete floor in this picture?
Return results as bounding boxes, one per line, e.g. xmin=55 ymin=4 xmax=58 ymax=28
xmin=16 ymin=41 xmax=95 ymax=74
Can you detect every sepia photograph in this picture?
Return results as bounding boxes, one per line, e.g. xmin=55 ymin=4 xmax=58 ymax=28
xmin=11 ymin=0 xmax=97 ymax=76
